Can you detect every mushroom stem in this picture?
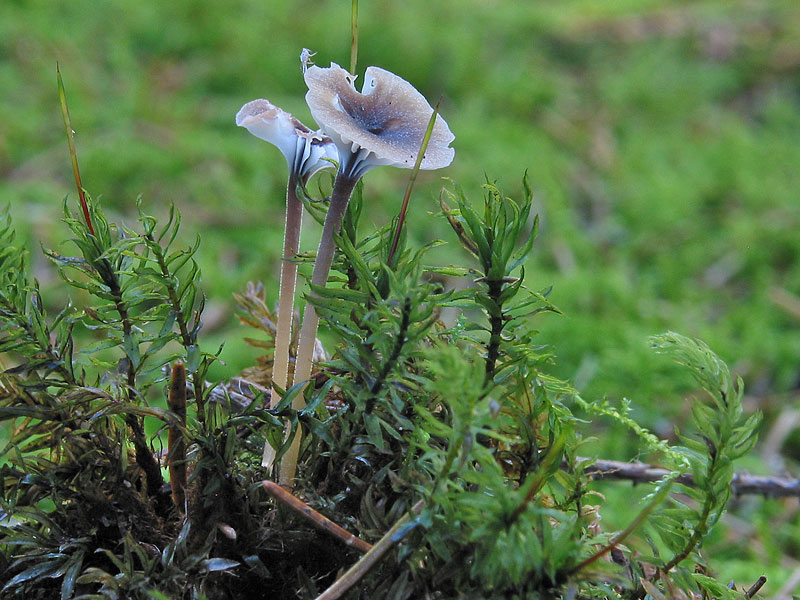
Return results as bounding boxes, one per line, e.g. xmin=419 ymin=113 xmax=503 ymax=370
xmin=270 ymin=175 xmax=303 ymax=410
xmin=278 ymin=173 xmax=359 ymax=486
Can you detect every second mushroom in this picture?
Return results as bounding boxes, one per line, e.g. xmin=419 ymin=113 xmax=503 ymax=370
xmin=278 ymin=58 xmax=455 ymax=486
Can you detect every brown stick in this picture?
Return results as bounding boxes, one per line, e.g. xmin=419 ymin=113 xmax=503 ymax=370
xmin=314 ymin=500 xmax=424 ymax=600
xmin=574 ymin=457 xmax=800 ymax=498
xmin=168 ymin=362 xmax=188 ymax=511
xmin=262 ymin=480 xmax=372 ymax=553
xmin=744 ymin=576 xmax=766 ymax=599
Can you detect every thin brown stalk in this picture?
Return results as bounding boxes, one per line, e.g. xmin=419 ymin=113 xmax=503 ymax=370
xmin=314 ymin=500 xmax=424 ymax=600
xmin=745 ymin=576 xmax=766 ymax=599
xmin=262 ymin=480 xmax=372 ymax=553
xmin=168 ymin=362 xmax=188 ymax=512
xmin=57 ymin=64 xmax=94 ymax=236
xmin=270 ymin=176 xmax=303 ymax=410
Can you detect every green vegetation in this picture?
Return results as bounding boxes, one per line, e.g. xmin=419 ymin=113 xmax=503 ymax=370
xmin=0 ymin=176 xmax=761 ymax=598
xmin=1 ymin=0 xmax=799 ymax=596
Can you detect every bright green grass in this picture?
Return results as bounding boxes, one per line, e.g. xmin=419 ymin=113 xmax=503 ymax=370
xmin=3 ymin=0 xmax=800 ymax=586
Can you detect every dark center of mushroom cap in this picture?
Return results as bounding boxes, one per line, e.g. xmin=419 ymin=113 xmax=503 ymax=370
xmin=337 ymin=92 xmax=416 ymax=144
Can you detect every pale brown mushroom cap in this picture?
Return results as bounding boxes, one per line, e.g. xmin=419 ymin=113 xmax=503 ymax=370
xmin=304 ymin=63 xmax=455 ymax=172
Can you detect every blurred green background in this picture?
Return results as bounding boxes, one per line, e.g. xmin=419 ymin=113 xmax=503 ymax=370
xmin=3 ymin=0 xmax=800 ymax=590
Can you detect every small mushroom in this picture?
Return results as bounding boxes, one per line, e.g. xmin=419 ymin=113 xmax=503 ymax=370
xmin=304 ymin=62 xmax=454 ymax=178
xmin=235 ymin=98 xmax=337 ymax=181
xmin=236 ymin=99 xmax=337 ymax=425
xmin=279 ymin=59 xmax=455 ymax=486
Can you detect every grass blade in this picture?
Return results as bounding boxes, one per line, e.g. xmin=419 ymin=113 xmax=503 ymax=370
xmin=56 ymin=64 xmax=94 ymax=236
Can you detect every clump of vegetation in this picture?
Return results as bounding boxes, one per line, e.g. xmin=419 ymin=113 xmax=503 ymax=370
xmin=0 ymin=11 xmax=770 ymax=599
xmin=0 ymin=165 xmax=763 ymax=597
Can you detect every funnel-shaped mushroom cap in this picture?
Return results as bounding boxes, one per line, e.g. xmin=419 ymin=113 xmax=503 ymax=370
xmin=236 ymin=99 xmax=338 ymax=181
xmin=304 ymin=63 xmax=454 ymax=176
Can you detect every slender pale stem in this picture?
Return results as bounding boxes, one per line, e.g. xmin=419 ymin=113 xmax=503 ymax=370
xmin=270 ymin=175 xmax=303 ymax=410
xmin=278 ymin=173 xmax=358 ymax=486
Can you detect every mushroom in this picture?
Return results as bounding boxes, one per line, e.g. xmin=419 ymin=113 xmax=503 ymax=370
xmin=235 ymin=99 xmax=337 ymax=433
xmin=304 ymin=62 xmax=455 ymax=178
xmin=279 ymin=59 xmax=455 ymax=485
xmin=235 ymin=99 xmax=337 ymax=180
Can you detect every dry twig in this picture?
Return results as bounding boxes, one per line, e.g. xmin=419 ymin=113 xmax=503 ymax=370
xmin=744 ymin=575 xmax=766 ymax=599
xmin=262 ymin=480 xmax=372 ymax=553
xmin=573 ymin=457 xmax=800 ymax=497
xmin=167 ymin=362 xmax=188 ymax=512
